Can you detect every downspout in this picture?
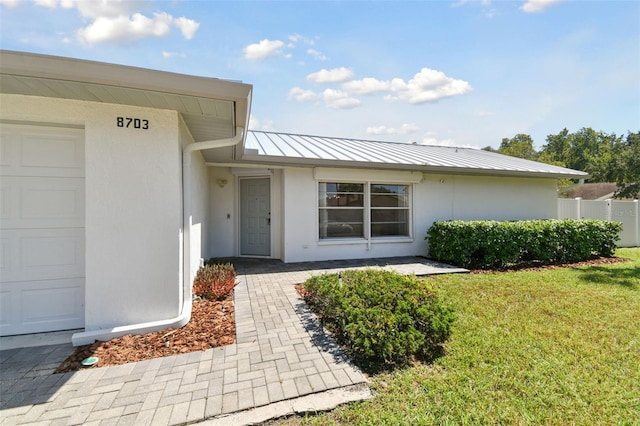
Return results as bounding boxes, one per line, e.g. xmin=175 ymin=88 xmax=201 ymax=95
xmin=180 ymin=127 xmax=245 ymax=317
xmin=72 ymin=127 xmax=244 ymax=346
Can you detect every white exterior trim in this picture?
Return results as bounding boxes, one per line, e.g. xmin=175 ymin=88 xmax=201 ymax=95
xmin=313 ymin=167 xmax=423 ymax=183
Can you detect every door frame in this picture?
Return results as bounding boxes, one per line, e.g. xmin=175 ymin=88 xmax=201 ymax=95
xmin=237 ymin=175 xmax=272 ymax=257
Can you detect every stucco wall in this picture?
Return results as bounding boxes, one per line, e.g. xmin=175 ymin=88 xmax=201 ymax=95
xmin=207 ymin=166 xmax=236 ymax=258
xmin=184 ymin=122 xmax=208 ymax=288
xmin=1 ymin=94 xmax=183 ymax=331
xmin=280 ymin=167 xmax=558 ymax=263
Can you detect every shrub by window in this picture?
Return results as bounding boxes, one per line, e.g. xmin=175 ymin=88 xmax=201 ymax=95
xmin=426 ymin=219 xmax=622 ymax=269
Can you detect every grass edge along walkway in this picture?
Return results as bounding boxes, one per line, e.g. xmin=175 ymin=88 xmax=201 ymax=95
xmin=277 ymin=248 xmax=640 ymax=426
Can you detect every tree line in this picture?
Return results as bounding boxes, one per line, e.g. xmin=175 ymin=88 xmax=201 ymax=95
xmin=483 ymin=128 xmax=640 ymax=199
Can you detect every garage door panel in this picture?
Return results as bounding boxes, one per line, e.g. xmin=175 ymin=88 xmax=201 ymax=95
xmin=21 ymin=133 xmax=83 ymax=170
xmin=0 ymin=236 xmax=10 ymax=277
xmin=0 ymin=123 xmax=85 ymax=336
xmin=0 ymin=278 xmax=84 ymax=335
xmin=1 ymin=228 xmax=84 ymax=282
xmin=0 ymin=132 xmax=10 ymax=167
xmin=0 ymin=126 xmax=84 ymax=177
xmin=22 ymin=281 xmax=84 ymax=323
xmin=0 ymin=182 xmax=16 ymax=222
xmin=0 ymin=289 xmax=10 ymax=327
xmin=1 ymin=177 xmax=84 ymax=228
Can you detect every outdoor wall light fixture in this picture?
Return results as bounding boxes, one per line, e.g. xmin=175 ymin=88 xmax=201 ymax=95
xmin=216 ymin=178 xmax=229 ymax=188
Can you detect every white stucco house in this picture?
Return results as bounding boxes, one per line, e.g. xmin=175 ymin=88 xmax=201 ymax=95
xmin=0 ymin=51 xmax=588 ymax=345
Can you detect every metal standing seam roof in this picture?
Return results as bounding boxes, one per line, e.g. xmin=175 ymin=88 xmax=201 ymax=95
xmin=242 ymin=130 xmax=589 ymax=179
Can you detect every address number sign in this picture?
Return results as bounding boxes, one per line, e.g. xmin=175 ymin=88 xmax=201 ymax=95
xmin=117 ymin=116 xmax=149 ymax=130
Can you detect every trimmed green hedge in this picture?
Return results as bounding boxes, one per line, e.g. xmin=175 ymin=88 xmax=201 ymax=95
xmin=426 ymin=219 xmax=622 ymax=269
xmin=303 ymin=269 xmax=454 ymax=371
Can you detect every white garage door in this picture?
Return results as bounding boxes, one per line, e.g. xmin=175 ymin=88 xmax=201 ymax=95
xmin=0 ymin=123 xmax=85 ymax=336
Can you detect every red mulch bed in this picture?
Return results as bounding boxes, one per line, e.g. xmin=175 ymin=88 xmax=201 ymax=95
xmin=55 ymin=294 xmax=235 ymax=374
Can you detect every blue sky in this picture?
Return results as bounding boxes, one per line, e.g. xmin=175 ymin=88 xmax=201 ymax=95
xmin=1 ymin=0 xmax=638 ymax=149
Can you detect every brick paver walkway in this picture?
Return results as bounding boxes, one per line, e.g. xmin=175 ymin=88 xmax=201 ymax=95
xmin=0 ymin=257 xmax=463 ymax=425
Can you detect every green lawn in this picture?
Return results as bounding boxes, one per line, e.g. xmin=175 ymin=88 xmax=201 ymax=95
xmin=279 ymin=248 xmax=640 ymax=425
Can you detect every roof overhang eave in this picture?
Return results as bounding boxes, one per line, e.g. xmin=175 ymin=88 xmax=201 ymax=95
xmin=0 ymin=50 xmax=253 ymax=143
xmin=0 ymin=50 xmax=252 ymax=102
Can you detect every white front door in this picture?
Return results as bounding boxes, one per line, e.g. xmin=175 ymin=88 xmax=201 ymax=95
xmin=240 ymin=177 xmax=271 ymax=256
xmin=0 ymin=123 xmax=85 ymax=336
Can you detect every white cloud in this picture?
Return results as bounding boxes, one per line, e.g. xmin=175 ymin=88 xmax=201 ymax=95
xmin=307 ymin=48 xmax=327 ymax=61
xmin=292 ymin=67 xmax=470 ymax=110
xmin=451 ymin=0 xmax=495 ymax=18
xmin=422 ymin=137 xmax=457 ymax=147
xmin=33 ymin=0 xmax=70 ymax=8
xmin=321 ymin=89 xmax=361 ymax=109
xmin=28 ymin=0 xmax=200 ymax=45
xmin=451 ymin=0 xmax=492 ymax=8
xmin=289 ymin=33 xmax=314 ymax=45
xmin=243 ymin=38 xmax=285 ymax=60
xmin=366 ymin=123 xmax=419 ymax=135
xmin=343 ymin=77 xmax=391 ymax=95
xmin=307 ymin=67 xmax=353 ymax=84
xmin=389 ymin=68 xmax=472 ymax=104
xmin=521 ymin=0 xmax=564 ymax=13
xmin=450 ymin=0 xmax=469 ymax=8
xmin=0 ymin=0 xmax=20 ymax=7
xmin=288 ymin=87 xmax=318 ymax=102
xmin=173 ymin=16 xmax=199 ymax=40
xmin=475 ymin=110 xmax=496 ymax=117
xmin=70 ymin=0 xmax=140 ymax=18
xmin=420 ymin=131 xmax=478 ymax=149
xmin=162 ymin=51 xmax=185 ymax=59
xmin=77 ymin=12 xmax=174 ymax=45
xmin=288 ymin=87 xmax=360 ymax=109
xmin=343 ymin=68 xmax=471 ymax=103
xmin=249 ymin=115 xmax=276 ymax=131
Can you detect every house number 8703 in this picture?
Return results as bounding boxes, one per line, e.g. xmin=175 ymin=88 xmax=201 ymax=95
xmin=117 ymin=117 xmax=149 ymax=129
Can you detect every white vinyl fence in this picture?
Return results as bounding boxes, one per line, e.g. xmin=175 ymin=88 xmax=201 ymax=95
xmin=558 ymin=198 xmax=639 ymax=247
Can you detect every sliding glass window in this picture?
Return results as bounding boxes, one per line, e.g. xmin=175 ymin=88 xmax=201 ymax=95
xmin=318 ymin=183 xmax=365 ymax=239
xmin=370 ymin=184 xmax=410 ymax=237
xmin=319 ymin=182 xmax=410 ymax=240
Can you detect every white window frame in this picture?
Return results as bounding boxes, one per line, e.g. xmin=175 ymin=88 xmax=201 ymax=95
xmin=317 ymin=180 xmax=414 ymax=245
xmin=318 ymin=182 xmax=366 ymax=240
xmin=370 ymin=183 xmax=411 ymax=239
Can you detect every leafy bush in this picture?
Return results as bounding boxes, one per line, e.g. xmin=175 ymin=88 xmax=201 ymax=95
xmin=303 ymin=269 xmax=455 ymax=371
xmin=192 ymin=263 xmax=236 ymax=301
xmin=426 ymin=219 xmax=622 ymax=269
